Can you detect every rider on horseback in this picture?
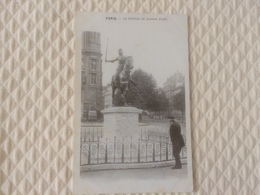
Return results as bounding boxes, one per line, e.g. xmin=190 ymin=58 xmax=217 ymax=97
xmin=105 ymin=48 xmax=129 ymax=84
xmin=106 ymin=48 xmax=136 ymax=106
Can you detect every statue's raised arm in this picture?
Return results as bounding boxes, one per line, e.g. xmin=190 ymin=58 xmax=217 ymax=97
xmin=105 ymin=57 xmax=118 ymax=63
xmin=106 ymin=48 xmax=127 ymax=75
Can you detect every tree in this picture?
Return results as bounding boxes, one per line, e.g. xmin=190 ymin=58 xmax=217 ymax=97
xmin=172 ymin=87 xmax=185 ymax=121
xmin=156 ymin=88 xmax=169 ymax=112
xmin=127 ymin=69 xmax=169 ymax=114
xmin=152 ymin=88 xmax=169 ymax=119
xmin=127 ymin=69 xmax=157 ymax=110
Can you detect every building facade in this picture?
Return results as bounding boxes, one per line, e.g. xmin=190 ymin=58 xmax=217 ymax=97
xmin=163 ymin=72 xmax=185 ymax=117
xmin=163 ymin=72 xmax=184 ymax=100
xmin=81 ymin=31 xmax=103 ymax=121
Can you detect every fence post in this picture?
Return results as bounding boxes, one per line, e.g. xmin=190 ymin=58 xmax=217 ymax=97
xmin=88 ymin=139 xmax=91 ymax=164
xmin=146 ymin=138 xmax=148 ymax=162
xmin=105 ymin=138 xmax=108 ymax=163
xmin=97 ymin=136 xmax=99 ymax=164
xmin=122 ymin=138 xmax=124 ymax=163
xmin=160 ymin=136 xmax=162 ymax=161
xmin=153 ymin=141 xmax=155 ymax=162
xmin=82 ymin=129 xmax=84 ymax=142
xmin=166 ymin=138 xmax=168 ymax=161
xmin=138 ymin=138 xmax=140 ymax=163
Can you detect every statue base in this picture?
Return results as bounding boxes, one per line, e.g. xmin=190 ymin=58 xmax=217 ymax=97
xmin=101 ymin=107 xmax=142 ymax=140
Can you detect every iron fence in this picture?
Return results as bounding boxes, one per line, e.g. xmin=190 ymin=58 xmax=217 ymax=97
xmin=80 ymin=136 xmax=187 ymax=165
xmin=81 ymin=127 xmax=103 ymax=142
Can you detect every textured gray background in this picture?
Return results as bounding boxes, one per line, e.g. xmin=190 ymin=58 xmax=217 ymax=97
xmin=1 ymin=0 xmax=259 ymax=194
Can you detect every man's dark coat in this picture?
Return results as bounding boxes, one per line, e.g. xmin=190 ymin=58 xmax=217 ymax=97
xmin=169 ymin=121 xmax=185 ymax=147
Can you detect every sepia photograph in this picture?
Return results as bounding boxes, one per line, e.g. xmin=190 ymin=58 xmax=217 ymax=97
xmin=74 ymin=12 xmax=192 ymax=194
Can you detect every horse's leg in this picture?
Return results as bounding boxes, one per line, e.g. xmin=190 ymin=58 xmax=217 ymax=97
xmin=112 ymin=86 xmax=115 ymax=106
xmin=130 ymin=79 xmax=137 ymax=86
xmin=125 ymin=81 xmax=129 ymax=91
xmin=120 ymin=87 xmax=126 ymax=106
xmin=121 ymin=84 xmax=128 ymax=106
xmin=124 ymin=88 xmax=128 ymax=106
xmin=125 ymin=82 xmax=131 ymax=106
xmin=111 ymin=76 xmax=115 ymax=106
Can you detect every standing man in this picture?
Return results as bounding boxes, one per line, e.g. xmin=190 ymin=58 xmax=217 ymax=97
xmin=169 ymin=116 xmax=185 ymax=169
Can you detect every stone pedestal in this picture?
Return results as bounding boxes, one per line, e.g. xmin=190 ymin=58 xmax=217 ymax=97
xmin=101 ymin=107 xmax=142 ymax=140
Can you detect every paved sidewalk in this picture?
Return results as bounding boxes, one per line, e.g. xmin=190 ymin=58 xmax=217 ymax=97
xmin=80 ymin=165 xmax=190 ymax=193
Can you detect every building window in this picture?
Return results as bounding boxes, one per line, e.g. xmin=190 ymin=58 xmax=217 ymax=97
xmin=91 ymin=59 xmax=97 ymax=70
xmin=82 ymin=56 xmax=86 ymax=71
xmin=82 ymin=71 xmax=86 ymax=86
xmin=90 ymin=73 xmax=97 ymax=85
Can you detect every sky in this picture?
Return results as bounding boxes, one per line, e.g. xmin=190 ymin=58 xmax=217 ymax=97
xmin=77 ymin=13 xmax=189 ymax=88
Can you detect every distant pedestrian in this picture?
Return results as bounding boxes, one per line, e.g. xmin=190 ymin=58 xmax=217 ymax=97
xmin=168 ymin=116 xmax=185 ymax=169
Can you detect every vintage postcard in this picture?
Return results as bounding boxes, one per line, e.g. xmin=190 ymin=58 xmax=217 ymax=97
xmin=74 ymin=12 xmax=192 ymax=194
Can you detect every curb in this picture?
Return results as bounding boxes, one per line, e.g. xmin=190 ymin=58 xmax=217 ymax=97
xmin=81 ymin=159 xmax=187 ymax=172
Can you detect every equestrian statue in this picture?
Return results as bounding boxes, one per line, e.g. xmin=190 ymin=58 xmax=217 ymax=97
xmin=105 ymin=48 xmax=136 ymax=106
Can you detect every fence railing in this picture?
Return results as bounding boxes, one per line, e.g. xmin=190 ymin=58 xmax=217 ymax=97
xmin=81 ymin=127 xmax=103 ymax=142
xmin=80 ymin=136 xmax=186 ymax=165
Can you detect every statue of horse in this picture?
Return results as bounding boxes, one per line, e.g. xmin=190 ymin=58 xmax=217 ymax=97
xmin=111 ymin=56 xmax=136 ymax=106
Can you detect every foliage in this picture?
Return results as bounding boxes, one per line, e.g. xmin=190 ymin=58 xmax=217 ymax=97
xmin=172 ymin=87 xmax=185 ymax=113
xmin=156 ymin=88 xmax=169 ymax=112
xmin=127 ymin=69 xmax=169 ymax=112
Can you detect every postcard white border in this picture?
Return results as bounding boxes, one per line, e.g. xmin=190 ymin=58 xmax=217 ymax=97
xmin=73 ymin=12 xmax=193 ymax=194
